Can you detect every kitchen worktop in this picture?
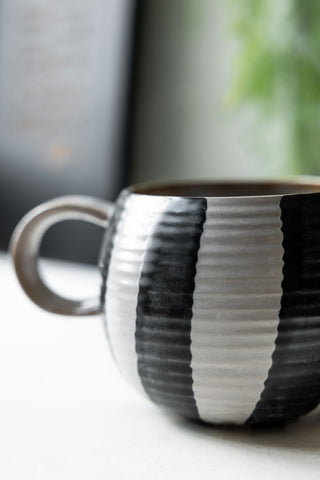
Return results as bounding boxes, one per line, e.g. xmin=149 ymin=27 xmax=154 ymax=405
xmin=1 ymin=252 xmax=320 ymax=479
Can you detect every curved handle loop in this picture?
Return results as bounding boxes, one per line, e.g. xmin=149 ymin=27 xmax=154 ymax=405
xmin=10 ymin=195 xmax=114 ymax=316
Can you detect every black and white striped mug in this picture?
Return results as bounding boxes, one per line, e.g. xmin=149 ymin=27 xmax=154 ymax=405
xmin=10 ymin=178 xmax=320 ymax=427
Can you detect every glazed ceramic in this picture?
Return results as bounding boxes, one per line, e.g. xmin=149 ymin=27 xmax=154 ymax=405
xmin=10 ymin=179 xmax=320 ymax=426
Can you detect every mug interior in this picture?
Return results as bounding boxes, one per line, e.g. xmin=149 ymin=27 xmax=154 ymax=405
xmin=130 ymin=179 xmax=320 ymax=197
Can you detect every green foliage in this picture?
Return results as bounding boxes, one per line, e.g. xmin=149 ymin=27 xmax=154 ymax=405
xmin=229 ymin=0 xmax=320 ymax=174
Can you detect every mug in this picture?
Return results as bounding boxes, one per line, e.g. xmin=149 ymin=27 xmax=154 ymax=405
xmin=10 ymin=178 xmax=320 ymax=427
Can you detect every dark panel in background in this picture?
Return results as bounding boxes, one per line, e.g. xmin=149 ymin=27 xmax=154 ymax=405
xmin=126 ymin=0 xmax=189 ymax=185
xmin=0 ymin=0 xmax=136 ymax=263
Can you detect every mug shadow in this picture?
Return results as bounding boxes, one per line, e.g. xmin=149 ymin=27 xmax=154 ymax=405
xmin=165 ymin=409 xmax=320 ymax=452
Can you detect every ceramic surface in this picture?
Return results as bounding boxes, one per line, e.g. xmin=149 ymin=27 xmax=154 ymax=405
xmin=100 ymin=186 xmax=320 ymax=426
xmin=11 ymin=180 xmax=320 ymax=427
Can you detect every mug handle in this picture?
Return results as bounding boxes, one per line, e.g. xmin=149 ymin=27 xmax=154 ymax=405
xmin=10 ymin=195 xmax=114 ymax=316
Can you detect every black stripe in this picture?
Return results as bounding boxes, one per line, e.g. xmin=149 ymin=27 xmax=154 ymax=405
xmin=247 ymin=192 xmax=320 ymax=426
xmin=135 ymin=197 xmax=207 ymax=419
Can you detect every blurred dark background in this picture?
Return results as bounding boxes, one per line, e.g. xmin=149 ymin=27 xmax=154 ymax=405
xmin=1 ymin=0 xmax=319 ymax=263
xmin=0 ymin=0 xmax=135 ymax=263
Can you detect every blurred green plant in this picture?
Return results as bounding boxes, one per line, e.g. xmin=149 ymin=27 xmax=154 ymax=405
xmin=229 ymin=0 xmax=320 ymax=174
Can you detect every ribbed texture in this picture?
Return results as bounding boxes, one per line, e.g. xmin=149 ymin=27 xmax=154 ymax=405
xmin=135 ymin=198 xmax=207 ymax=419
xmin=247 ymin=192 xmax=320 ymax=426
xmin=104 ymin=193 xmax=169 ymax=393
xmin=100 ymin=189 xmax=320 ymax=426
xmin=99 ymin=190 xmax=129 ymax=304
xmin=191 ymin=197 xmax=283 ymax=425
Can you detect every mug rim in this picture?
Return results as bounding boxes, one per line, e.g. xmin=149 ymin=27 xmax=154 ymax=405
xmin=127 ymin=175 xmax=320 ymax=199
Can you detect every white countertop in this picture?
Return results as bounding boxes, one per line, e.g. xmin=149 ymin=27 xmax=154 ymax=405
xmin=1 ymin=252 xmax=320 ymax=479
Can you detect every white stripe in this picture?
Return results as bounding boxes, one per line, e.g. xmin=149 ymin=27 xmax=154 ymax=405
xmin=191 ymin=196 xmax=283 ymax=424
xmin=105 ymin=194 xmax=169 ymax=394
